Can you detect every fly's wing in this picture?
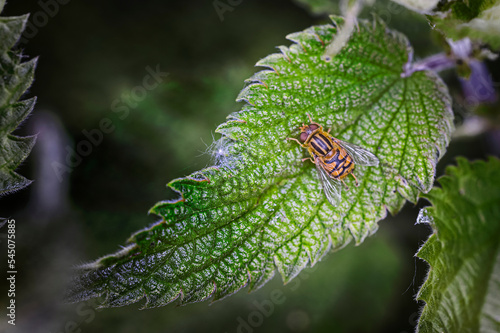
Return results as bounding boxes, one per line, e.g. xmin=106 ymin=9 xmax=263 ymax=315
xmin=334 ymin=139 xmax=379 ymax=167
xmin=315 ymin=159 xmax=342 ymax=206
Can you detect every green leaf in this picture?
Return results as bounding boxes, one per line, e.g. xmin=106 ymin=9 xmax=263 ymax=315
xmin=66 ymin=16 xmax=453 ymax=308
xmin=429 ymin=0 xmax=500 ymax=50
xmin=416 ymin=157 xmax=500 ymax=333
xmin=0 ymin=9 xmax=37 ymax=197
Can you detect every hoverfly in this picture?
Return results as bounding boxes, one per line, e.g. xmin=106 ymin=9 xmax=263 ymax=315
xmin=287 ymin=114 xmax=379 ymax=205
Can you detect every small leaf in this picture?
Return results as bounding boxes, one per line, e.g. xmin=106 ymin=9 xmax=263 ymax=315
xmin=67 ymin=17 xmax=454 ymax=308
xmin=429 ymin=0 xmax=500 ymax=50
xmin=416 ymin=157 xmax=500 ymax=332
xmin=0 ymin=9 xmax=37 ymax=197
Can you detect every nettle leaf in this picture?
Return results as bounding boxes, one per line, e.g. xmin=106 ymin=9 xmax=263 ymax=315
xmin=429 ymin=0 xmax=500 ymax=50
xmin=67 ymin=17 xmax=453 ymax=308
xmin=0 ymin=7 xmax=37 ymax=197
xmin=416 ymin=157 xmax=500 ymax=333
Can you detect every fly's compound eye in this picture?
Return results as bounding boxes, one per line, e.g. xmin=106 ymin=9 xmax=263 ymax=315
xmin=300 ymin=132 xmax=308 ymax=142
xmin=309 ymin=124 xmax=319 ymax=131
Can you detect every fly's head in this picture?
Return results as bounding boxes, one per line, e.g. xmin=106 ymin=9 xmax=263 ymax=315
xmin=299 ymin=123 xmax=320 ymax=142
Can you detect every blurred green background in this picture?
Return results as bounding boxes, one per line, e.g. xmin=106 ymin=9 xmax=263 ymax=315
xmin=1 ymin=0 xmax=498 ymax=332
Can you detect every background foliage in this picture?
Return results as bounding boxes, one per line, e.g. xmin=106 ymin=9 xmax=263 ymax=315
xmin=429 ymin=0 xmax=500 ymax=50
xmin=417 ymin=157 xmax=500 ymax=332
xmin=0 ymin=1 xmax=36 ymax=199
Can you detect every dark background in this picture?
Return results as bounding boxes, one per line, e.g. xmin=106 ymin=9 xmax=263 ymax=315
xmin=1 ymin=0 xmax=498 ymax=332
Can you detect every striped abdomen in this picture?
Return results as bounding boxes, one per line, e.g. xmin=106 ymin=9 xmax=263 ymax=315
xmin=307 ymin=131 xmax=355 ymax=180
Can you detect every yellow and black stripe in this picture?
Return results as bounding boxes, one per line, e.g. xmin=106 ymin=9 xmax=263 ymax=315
xmin=308 ymin=132 xmax=333 ymax=156
xmin=327 ymin=153 xmax=353 ymax=179
xmin=308 ymin=131 xmax=355 ymax=180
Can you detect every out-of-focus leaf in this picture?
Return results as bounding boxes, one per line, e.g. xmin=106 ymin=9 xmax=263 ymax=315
xmin=293 ymin=0 xmax=339 ymax=15
xmin=429 ymin=0 xmax=500 ymax=50
xmin=391 ymin=0 xmax=438 ymax=13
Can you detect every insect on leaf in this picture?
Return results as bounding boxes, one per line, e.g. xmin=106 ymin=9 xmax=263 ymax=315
xmin=416 ymin=157 xmax=500 ymax=333
xmin=0 ymin=8 xmax=37 ymax=198
xmin=66 ymin=16 xmax=453 ymax=308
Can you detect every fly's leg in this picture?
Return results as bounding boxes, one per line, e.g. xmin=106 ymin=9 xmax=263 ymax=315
xmin=287 ymin=137 xmax=317 ymax=166
xmin=351 ymin=173 xmax=359 ymax=187
xmin=306 ymin=113 xmax=322 ymax=128
xmin=302 ymin=157 xmax=314 ymax=163
xmin=287 ymin=137 xmax=315 ymax=164
xmin=341 ymin=179 xmax=349 ymax=191
xmin=286 ymin=137 xmax=307 ymax=148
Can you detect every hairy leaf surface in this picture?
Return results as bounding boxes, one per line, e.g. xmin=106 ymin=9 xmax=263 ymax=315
xmin=0 ymin=3 xmax=37 ymax=197
xmin=67 ymin=17 xmax=453 ymax=308
xmin=417 ymin=157 xmax=500 ymax=333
